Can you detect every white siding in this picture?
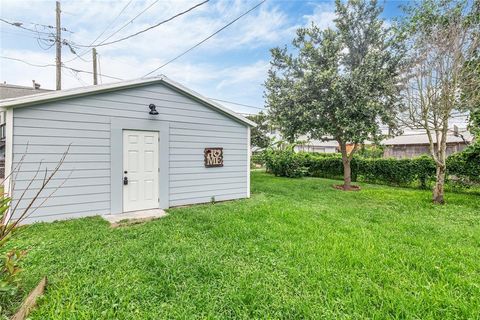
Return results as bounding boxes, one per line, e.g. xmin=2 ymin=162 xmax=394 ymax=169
xmin=11 ymin=83 xmax=248 ymax=223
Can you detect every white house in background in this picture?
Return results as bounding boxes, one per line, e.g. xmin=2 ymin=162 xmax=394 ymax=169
xmin=381 ymin=128 xmax=473 ymax=158
xmin=0 ymin=76 xmax=256 ymax=224
xmin=270 ymin=128 xmax=472 ymax=158
xmin=266 ymin=131 xmax=338 ymax=153
xmin=294 ymin=137 xmax=338 ymax=153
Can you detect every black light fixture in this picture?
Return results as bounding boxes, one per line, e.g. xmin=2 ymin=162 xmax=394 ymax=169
xmin=149 ymin=103 xmax=159 ymax=115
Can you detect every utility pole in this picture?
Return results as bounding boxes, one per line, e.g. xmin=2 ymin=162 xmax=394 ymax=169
xmin=92 ymin=48 xmax=98 ymax=85
xmin=55 ymin=1 xmax=61 ymax=90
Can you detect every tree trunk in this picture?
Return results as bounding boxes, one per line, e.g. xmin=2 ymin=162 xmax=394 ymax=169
xmin=339 ymin=142 xmax=352 ymax=189
xmin=342 ymin=158 xmax=352 ymax=189
xmin=432 ymin=165 xmax=446 ymax=204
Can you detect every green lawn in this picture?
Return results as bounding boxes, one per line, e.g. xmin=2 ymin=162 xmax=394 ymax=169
xmin=5 ymin=172 xmax=480 ymax=319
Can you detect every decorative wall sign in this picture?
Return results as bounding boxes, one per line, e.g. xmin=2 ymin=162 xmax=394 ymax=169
xmin=204 ymin=148 xmax=223 ymax=167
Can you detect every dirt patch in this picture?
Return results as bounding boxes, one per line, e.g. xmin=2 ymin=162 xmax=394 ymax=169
xmin=333 ymin=184 xmax=361 ymax=191
xmin=110 ymin=217 xmax=159 ymax=228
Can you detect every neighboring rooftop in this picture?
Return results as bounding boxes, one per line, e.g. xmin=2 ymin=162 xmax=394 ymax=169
xmin=381 ymin=129 xmax=473 ymax=145
xmin=0 ymin=80 xmax=51 ymax=99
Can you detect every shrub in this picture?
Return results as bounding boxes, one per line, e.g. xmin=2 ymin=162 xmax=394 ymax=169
xmin=251 ymin=152 xmax=265 ymax=168
xmin=302 ymin=153 xmax=349 ymax=180
xmin=262 ymin=146 xmax=479 ymax=189
xmin=447 ymin=143 xmax=480 ymax=183
xmin=359 ymin=156 xmax=436 ymax=188
xmin=264 ymin=148 xmax=307 ymax=178
xmin=356 ymin=145 xmax=385 ymax=159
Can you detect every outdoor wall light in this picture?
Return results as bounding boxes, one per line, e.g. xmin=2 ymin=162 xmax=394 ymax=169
xmin=149 ymin=104 xmax=159 ymax=115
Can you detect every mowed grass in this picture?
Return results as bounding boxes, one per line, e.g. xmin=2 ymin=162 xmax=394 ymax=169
xmin=6 ymin=172 xmax=480 ymax=319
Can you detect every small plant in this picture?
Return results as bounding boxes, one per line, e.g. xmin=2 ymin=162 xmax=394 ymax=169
xmin=0 ymin=249 xmax=26 ymax=294
xmin=0 ymin=145 xmax=70 ymax=314
xmin=0 ymin=196 xmax=24 ymax=297
xmin=211 ymin=196 xmax=216 ymax=204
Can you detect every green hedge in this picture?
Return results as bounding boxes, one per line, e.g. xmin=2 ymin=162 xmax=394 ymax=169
xmin=264 ymin=149 xmax=308 ymax=178
xmin=447 ymin=143 xmax=480 ymax=183
xmin=251 ymin=152 xmax=266 ymax=168
xmin=358 ymin=156 xmax=436 ymax=187
xmin=263 ymin=145 xmax=479 ymax=188
xmin=301 ymin=153 xmax=352 ymax=180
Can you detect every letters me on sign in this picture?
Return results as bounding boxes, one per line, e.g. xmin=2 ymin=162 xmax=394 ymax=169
xmin=204 ymin=148 xmax=223 ymax=167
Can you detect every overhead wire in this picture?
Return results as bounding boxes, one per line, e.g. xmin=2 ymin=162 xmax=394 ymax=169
xmin=2 ymin=55 xmax=265 ymax=113
xmin=64 ymin=0 xmax=134 ymax=63
xmin=1 ymin=1 xmax=268 ymax=112
xmin=0 ymin=56 xmax=55 ymax=68
xmin=93 ymin=0 xmax=161 ymax=46
xmin=34 ymin=24 xmax=56 ymax=50
xmin=74 ymin=0 xmax=209 ymax=48
xmin=0 ymin=18 xmax=74 ymax=35
xmin=0 ymin=30 xmax=53 ymax=41
xmin=91 ymin=0 xmax=134 ymax=46
xmin=208 ymin=97 xmax=264 ymax=110
xmin=0 ymin=18 xmax=52 ymax=35
xmin=142 ymin=0 xmax=266 ymax=77
xmin=65 ymin=68 xmax=88 ymax=86
xmin=0 ymin=56 xmax=123 ymax=81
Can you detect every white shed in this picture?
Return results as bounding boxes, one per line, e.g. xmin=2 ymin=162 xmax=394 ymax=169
xmin=0 ymin=76 xmax=255 ymax=224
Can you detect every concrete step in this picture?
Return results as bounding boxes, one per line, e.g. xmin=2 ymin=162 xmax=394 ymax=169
xmin=102 ymin=208 xmax=167 ymax=225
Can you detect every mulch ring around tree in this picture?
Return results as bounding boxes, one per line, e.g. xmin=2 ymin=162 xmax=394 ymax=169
xmin=333 ymin=184 xmax=361 ymax=191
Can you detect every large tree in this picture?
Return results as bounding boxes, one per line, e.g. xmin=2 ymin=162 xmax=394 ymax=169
xmin=397 ymin=0 xmax=479 ymax=203
xmin=265 ymin=0 xmax=402 ymax=189
xmin=247 ymin=112 xmax=272 ymax=150
xmin=463 ymin=37 xmax=480 ymax=140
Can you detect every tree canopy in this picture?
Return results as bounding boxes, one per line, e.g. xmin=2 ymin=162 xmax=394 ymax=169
xmin=397 ymin=0 xmax=479 ymax=203
xmin=247 ymin=112 xmax=272 ymax=150
xmin=264 ymin=0 xmax=403 ymax=188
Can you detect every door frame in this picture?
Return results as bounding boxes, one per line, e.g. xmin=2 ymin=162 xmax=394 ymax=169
xmin=110 ymin=118 xmax=170 ymax=214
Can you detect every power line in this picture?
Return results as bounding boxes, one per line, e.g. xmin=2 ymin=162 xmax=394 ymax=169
xmin=64 ymin=0 xmax=134 ymax=63
xmin=62 ymin=64 xmax=122 ymax=81
xmin=0 ymin=30 xmax=54 ymax=41
xmin=1 ymin=55 xmax=266 ymax=115
xmin=209 ymin=98 xmax=264 ymax=110
xmin=32 ymin=22 xmax=74 ymax=33
xmin=0 ymin=18 xmax=73 ymax=34
xmin=95 ymin=0 xmax=161 ymax=46
xmin=65 ymin=68 xmax=88 ymax=87
xmin=142 ymin=0 xmax=266 ymax=77
xmin=0 ymin=56 xmax=123 ymax=81
xmin=1 ymin=17 xmax=76 ymax=56
xmin=75 ymin=0 xmax=209 ymax=48
xmin=91 ymin=0 xmax=133 ymax=46
xmin=0 ymin=18 xmax=51 ymax=35
xmin=0 ymin=56 xmax=55 ymax=68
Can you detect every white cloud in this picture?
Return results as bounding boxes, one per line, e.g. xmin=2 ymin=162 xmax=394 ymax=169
xmin=0 ymin=0 xmax=300 ymax=113
xmin=215 ymin=60 xmax=269 ymax=90
xmin=303 ymin=3 xmax=337 ymax=30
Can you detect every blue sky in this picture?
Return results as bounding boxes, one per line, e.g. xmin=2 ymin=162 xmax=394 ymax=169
xmin=0 ymin=0 xmax=412 ymax=114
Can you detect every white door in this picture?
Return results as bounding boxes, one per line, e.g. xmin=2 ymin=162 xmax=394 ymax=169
xmin=123 ymin=130 xmax=159 ymax=212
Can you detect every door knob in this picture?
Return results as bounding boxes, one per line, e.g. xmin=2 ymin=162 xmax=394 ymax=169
xmin=123 ymin=176 xmax=128 ymax=185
